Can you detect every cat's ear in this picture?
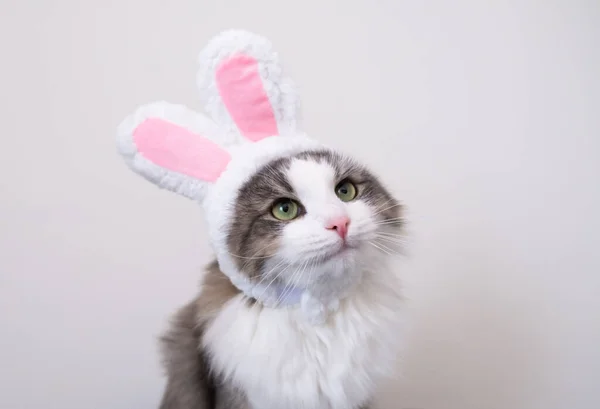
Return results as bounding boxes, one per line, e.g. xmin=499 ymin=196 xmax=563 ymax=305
xmin=116 ymin=101 xmax=231 ymax=201
xmin=197 ymin=30 xmax=301 ymax=143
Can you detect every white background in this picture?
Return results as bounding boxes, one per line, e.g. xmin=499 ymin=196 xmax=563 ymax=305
xmin=1 ymin=1 xmax=599 ymax=408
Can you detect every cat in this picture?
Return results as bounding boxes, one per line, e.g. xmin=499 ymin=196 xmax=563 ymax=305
xmin=157 ymin=149 xmax=405 ymax=409
xmin=115 ymin=29 xmax=407 ymax=409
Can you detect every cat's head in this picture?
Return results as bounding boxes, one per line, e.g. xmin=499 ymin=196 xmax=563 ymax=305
xmin=221 ymin=148 xmax=402 ymax=306
xmin=116 ymin=29 xmax=403 ymax=309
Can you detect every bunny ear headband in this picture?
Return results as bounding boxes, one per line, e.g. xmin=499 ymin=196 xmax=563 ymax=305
xmin=117 ymin=30 xmax=328 ymax=314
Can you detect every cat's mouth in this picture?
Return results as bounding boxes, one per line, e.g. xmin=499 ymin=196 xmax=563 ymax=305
xmin=317 ymin=242 xmax=355 ymax=262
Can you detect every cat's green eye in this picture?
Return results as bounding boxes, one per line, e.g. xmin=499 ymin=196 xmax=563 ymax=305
xmin=335 ymin=181 xmax=357 ymax=202
xmin=271 ymin=199 xmax=299 ymax=221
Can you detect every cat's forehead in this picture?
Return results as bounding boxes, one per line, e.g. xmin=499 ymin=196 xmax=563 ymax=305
xmin=245 ymin=150 xmax=359 ymax=196
xmin=287 ymin=158 xmax=336 ymax=199
xmin=231 ymin=149 xmax=380 ymax=210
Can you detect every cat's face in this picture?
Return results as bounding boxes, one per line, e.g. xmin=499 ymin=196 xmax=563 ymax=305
xmin=227 ymin=150 xmax=402 ymax=301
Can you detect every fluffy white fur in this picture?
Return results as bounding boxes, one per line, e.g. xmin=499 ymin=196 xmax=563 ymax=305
xmin=203 ymin=258 xmax=405 ymax=409
xmin=203 ymin=159 xmax=405 ymax=408
xmin=118 ymin=29 xmax=406 ymax=408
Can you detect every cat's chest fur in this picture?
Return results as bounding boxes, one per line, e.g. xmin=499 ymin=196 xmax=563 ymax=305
xmin=202 ymin=269 xmax=404 ymax=409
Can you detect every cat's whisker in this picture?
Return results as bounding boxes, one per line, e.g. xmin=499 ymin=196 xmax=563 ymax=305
xmin=374 ymin=238 xmax=405 ymax=247
xmin=375 ymin=239 xmax=403 ymax=255
xmin=374 ymin=242 xmax=404 ymax=252
xmin=290 ymin=259 xmax=308 ymax=288
xmin=238 ymin=241 xmax=280 ymax=271
xmin=254 ymin=258 xmax=287 ymax=288
xmin=227 ymin=248 xmax=277 ymax=260
xmin=306 ymin=258 xmax=315 ymax=288
xmin=374 ymin=232 xmax=407 ymax=241
xmin=370 ymin=196 xmax=395 ymax=213
xmin=374 ymin=228 xmax=406 ymax=235
xmin=375 ymin=235 xmax=404 ymax=244
xmin=275 ymin=260 xmax=306 ymax=306
xmin=373 ymin=215 xmax=405 ymax=222
xmin=373 ymin=218 xmax=405 ymax=227
xmin=368 ymin=241 xmax=396 ymax=256
xmin=371 ymin=201 xmax=403 ymax=217
xmin=284 ymin=260 xmax=309 ymax=302
xmin=374 ymin=238 xmax=405 ymax=251
xmin=256 ymin=261 xmax=293 ymax=302
xmin=374 ymin=222 xmax=404 ymax=227
xmin=374 ymin=237 xmax=406 ymax=244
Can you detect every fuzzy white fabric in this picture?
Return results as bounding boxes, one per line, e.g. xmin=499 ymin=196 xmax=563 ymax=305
xmin=116 ymin=30 xmax=334 ymax=318
xmin=203 ymin=255 xmax=405 ymax=409
xmin=116 ymin=101 xmax=229 ymax=201
xmin=197 ymin=29 xmax=301 ymax=139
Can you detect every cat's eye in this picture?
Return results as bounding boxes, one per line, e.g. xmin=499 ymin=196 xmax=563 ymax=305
xmin=271 ymin=199 xmax=299 ymax=221
xmin=335 ymin=181 xmax=357 ymax=202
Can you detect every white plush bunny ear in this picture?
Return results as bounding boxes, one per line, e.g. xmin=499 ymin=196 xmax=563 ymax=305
xmin=197 ymin=30 xmax=301 ymax=142
xmin=116 ymin=101 xmax=231 ymax=201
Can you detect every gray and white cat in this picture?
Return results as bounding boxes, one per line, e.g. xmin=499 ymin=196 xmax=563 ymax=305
xmin=159 ymin=150 xmax=404 ymax=409
xmin=116 ymin=30 xmax=406 ymax=409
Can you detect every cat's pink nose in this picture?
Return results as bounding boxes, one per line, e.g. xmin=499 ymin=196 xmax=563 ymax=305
xmin=326 ymin=216 xmax=350 ymax=239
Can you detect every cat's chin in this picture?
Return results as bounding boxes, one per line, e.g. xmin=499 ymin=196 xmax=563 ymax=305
xmin=323 ymin=243 xmax=353 ymax=259
xmin=308 ymin=243 xmax=359 ymax=268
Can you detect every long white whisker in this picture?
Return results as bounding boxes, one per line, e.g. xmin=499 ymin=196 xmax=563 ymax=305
xmin=279 ymin=260 xmax=308 ymax=304
xmin=279 ymin=257 xmax=311 ymax=306
xmin=370 ymin=197 xmax=396 ymax=215
xmin=374 ymin=237 xmax=405 ymax=249
xmin=238 ymin=241 xmax=281 ymax=271
xmin=375 ymin=237 xmax=405 ymax=245
xmin=372 ymin=201 xmax=402 ymax=217
xmin=369 ymin=241 xmax=394 ymax=256
xmin=254 ymin=258 xmax=286 ymax=287
xmin=228 ymin=242 xmax=280 ymax=280
xmin=374 ymin=232 xmax=407 ymax=242
xmin=256 ymin=261 xmax=292 ymax=302
xmin=374 ymin=239 xmax=402 ymax=255
xmin=275 ymin=261 xmax=304 ymax=306
xmin=373 ymin=218 xmax=405 ymax=227
xmin=373 ymin=215 xmax=405 ymax=222
xmin=306 ymin=258 xmax=315 ymax=291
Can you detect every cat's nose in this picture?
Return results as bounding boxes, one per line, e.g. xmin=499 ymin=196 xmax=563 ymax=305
xmin=325 ymin=216 xmax=350 ymax=239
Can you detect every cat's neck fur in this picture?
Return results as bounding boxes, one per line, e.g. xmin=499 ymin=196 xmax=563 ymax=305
xmin=197 ymin=259 xmax=404 ymax=409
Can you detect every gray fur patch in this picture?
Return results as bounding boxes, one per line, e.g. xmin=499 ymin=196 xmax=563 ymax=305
xmin=158 ymin=262 xmax=249 ymax=409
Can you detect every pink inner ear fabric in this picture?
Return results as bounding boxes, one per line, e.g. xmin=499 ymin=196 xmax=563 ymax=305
xmin=133 ymin=118 xmax=230 ymax=182
xmin=215 ymin=54 xmax=279 ymax=142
